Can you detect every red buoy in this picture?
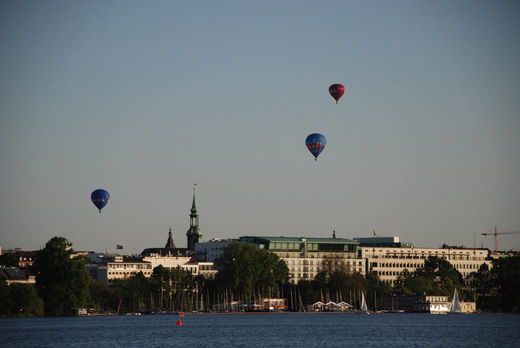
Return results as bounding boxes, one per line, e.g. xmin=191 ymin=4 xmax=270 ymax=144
xmin=176 ymin=317 xmax=182 ymax=326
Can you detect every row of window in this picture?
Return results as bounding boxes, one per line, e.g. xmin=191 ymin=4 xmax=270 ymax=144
xmin=292 ymin=267 xmax=364 ymax=279
xmin=453 ymin=263 xmax=480 ymax=270
xmin=373 ymin=262 xmax=481 ymax=271
xmin=368 ymin=248 xmax=485 ymax=255
xmin=108 ymin=271 xmax=152 ymax=276
xmin=108 ymin=264 xmax=151 ymax=270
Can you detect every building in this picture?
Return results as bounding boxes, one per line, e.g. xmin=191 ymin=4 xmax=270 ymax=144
xmin=181 ymin=261 xmax=218 ymax=278
xmin=186 ymin=186 xmax=203 ymax=251
xmin=142 ymin=254 xmax=191 ymax=270
xmin=239 ymin=235 xmax=362 ymax=283
xmin=194 ymin=238 xmax=235 ymax=262
xmin=96 ymin=256 xmax=153 ymax=283
xmin=360 ymin=242 xmax=492 ymax=285
xmin=141 ymin=227 xmax=189 ymax=257
xmin=0 ymin=249 xmax=38 ymax=268
xmin=380 ymin=294 xmax=476 ymax=313
xmin=0 ymin=266 xmax=36 ymax=285
xmin=142 ymin=187 xmax=204 ymax=256
xmin=354 ymin=236 xmax=414 ymax=248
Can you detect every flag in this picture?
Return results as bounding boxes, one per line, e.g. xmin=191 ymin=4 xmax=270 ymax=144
xmin=116 ymin=244 xmax=123 ymax=249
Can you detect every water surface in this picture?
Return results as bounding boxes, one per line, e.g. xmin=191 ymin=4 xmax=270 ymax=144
xmin=1 ymin=313 xmax=519 ymax=347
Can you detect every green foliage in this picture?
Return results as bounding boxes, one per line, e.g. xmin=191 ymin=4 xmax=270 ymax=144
xmin=296 ymin=260 xmax=391 ymax=311
xmin=34 ymin=237 xmax=91 ymax=316
xmin=213 ymin=243 xmax=289 ymax=298
xmin=493 ymin=256 xmax=520 ymax=312
xmin=397 ymin=256 xmax=463 ymax=296
xmin=103 ymin=266 xmax=197 ymax=313
xmin=472 ymin=255 xmax=520 ymax=313
xmin=89 ymin=280 xmax=119 ymax=313
xmin=0 ymin=275 xmax=43 ymax=317
xmin=8 ymin=283 xmax=44 ymax=317
xmin=0 ymin=276 xmax=13 ymax=316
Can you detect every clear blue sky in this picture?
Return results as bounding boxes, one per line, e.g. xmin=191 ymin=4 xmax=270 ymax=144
xmin=1 ymin=0 xmax=519 ymax=254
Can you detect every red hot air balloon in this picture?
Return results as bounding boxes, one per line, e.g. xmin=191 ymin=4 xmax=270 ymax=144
xmin=329 ymin=84 xmax=345 ymax=104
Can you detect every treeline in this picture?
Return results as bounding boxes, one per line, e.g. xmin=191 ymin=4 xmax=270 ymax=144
xmin=0 ymin=278 xmax=44 ymax=317
xmin=1 ymin=237 xmax=520 ymax=316
xmin=470 ymin=255 xmax=520 ymax=312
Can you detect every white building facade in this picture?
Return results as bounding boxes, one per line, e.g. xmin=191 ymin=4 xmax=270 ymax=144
xmin=96 ymin=256 xmax=153 ymax=283
xmin=361 ymin=246 xmax=491 ymax=285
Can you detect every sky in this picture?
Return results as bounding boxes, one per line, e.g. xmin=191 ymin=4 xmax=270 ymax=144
xmin=1 ymin=0 xmax=519 ymax=254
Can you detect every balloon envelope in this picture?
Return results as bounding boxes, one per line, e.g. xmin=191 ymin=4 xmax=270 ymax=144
xmin=306 ymin=133 xmax=326 ymax=160
xmin=91 ymin=189 xmax=110 ymax=213
xmin=329 ymin=84 xmax=345 ymax=103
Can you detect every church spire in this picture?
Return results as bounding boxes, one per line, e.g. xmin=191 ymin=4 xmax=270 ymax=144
xmin=165 ymin=226 xmax=176 ymax=249
xmin=191 ymin=184 xmax=198 ymax=214
xmin=186 ymin=184 xmax=202 ymax=251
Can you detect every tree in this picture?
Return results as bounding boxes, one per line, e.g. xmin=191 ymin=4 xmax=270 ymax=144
xmin=8 ymin=283 xmax=44 ymax=317
xmin=89 ymin=280 xmax=118 ymax=313
xmin=214 ymin=243 xmax=288 ymax=299
xmin=492 ymin=255 xmax=520 ymax=312
xmin=472 ymin=255 xmax=520 ymax=313
xmin=34 ymin=237 xmax=91 ymax=316
xmin=416 ymin=256 xmax=463 ymax=294
xmin=0 ymin=275 xmax=13 ymax=317
xmin=150 ymin=265 xmax=172 ymax=311
xmin=398 ymin=256 xmax=463 ymax=296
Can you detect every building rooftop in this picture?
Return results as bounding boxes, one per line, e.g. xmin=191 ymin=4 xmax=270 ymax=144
xmin=354 ymin=236 xmax=414 ymax=248
xmin=1 ymin=266 xmax=27 ymax=280
xmin=240 ymin=236 xmax=358 ymax=244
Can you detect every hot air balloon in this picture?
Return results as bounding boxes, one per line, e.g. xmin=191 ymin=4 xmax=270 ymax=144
xmin=91 ymin=189 xmax=110 ymax=213
xmin=329 ymin=84 xmax=345 ymax=104
xmin=306 ymin=133 xmax=326 ymax=161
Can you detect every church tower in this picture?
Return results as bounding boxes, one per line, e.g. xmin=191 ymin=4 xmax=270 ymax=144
xmin=165 ymin=226 xmax=176 ymax=249
xmin=186 ymin=185 xmax=202 ymax=251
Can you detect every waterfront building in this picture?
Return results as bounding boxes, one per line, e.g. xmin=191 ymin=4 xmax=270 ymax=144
xmin=360 ymin=242 xmax=492 ymax=285
xmin=95 ymin=256 xmax=153 ymax=283
xmin=309 ymin=301 xmax=353 ymax=312
xmin=239 ymin=235 xmax=363 ymax=283
xmin=142 ymin=254 xmax=191 ymax=270
xmin=194 ymin=238 xmax=236 ymax=262
xmin=380 ymin=294 xmax=476 ymax=313
xmin=181 ymin=261 xmax=218 ymax=278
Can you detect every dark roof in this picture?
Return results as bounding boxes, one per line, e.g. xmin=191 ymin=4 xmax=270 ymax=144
xmin=0 ymin=267 xmax=27 ymax=280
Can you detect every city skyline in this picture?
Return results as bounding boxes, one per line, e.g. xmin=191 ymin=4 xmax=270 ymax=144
xmin=1 ymin=1 xmax=519 ymax=254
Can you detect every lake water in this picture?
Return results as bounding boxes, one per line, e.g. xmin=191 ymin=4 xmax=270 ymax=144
xmin=1 ymin=313 xmax=519 ymax=347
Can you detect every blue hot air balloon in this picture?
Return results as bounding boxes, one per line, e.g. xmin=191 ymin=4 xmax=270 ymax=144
xmin=306 ymin=133 xmax=326 ymax=161
xmin=91 ymin=189 xmax=110 ymax=213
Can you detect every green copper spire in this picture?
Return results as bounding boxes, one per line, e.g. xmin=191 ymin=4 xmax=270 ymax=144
xmin=191 ymin=185 xmax=198 ymax=214
xmin=186 ymin=184 xmax=202 ymax=251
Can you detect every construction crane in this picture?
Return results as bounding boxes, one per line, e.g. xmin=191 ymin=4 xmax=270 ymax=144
xmin=482 ymin=226 xmax=520 ymax=253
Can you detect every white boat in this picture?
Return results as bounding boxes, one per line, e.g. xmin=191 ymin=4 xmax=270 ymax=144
xmin=448 ymin=288 xmax=462 ymax=314
xmin=359 ymin=293 xmax=369 ymax=314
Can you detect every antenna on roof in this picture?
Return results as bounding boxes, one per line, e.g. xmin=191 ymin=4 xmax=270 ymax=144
xmin=373 ymin=230 xmax=376 ymax=255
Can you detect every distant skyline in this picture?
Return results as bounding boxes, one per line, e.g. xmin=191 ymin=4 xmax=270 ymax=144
xmin=1 ymin=1 xmax=519 ymax=254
